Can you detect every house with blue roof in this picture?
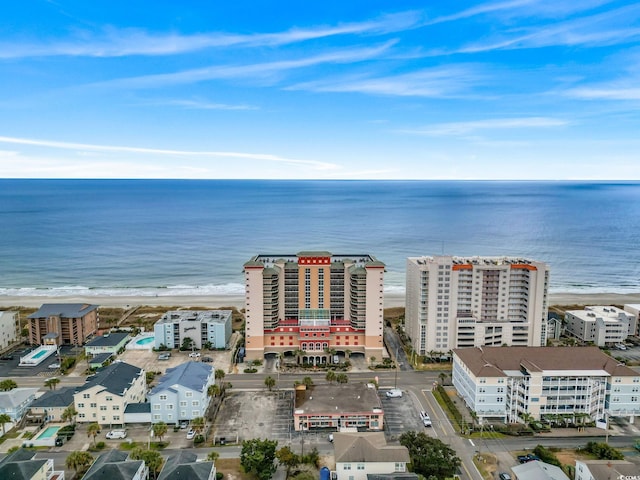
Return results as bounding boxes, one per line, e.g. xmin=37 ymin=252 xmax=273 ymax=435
xmin=148 ymin=361 xmax=214 ymax=425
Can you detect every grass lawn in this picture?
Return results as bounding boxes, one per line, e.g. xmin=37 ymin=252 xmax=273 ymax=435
xmin=216 ymin=458 xmax=252 ymax=480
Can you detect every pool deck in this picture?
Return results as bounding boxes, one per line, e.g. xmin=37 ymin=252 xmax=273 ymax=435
xmin=19 ymin=345 xmax=57 ymax=366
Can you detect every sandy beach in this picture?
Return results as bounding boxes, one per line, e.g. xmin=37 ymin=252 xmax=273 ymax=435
xmin=1 ymin=291 xmax=639 ymax=310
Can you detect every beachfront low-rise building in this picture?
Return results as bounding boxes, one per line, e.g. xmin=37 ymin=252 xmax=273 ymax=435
xmin=0 ymin=311 xmax=20 ymax=352
xmin=564 ymin=306 xmax=636 ymax=347
xmin=405 ymin=256 xmax=550 ymax=355
xmin=148 ymin=361 xmax=214 ymax=425
xmin=293 ymin=383 xmax=383 ymax=431
xmin=333 ymin=432 xmax=411 ymax=480
xmin=27 ymin=303 xmax=98 ymax=346
xmin=154 ymin=310 xmax=232 ymax=350
xmin=452 ymin=346 xmax=640 ymax=424
xmin=624 ymin=304 xmax=640 ymax=336
xmin=74 ymin=361 xmax=146 ymax=426
xmin=244 ymin=251 xmax=385 ymax=362
xmin=28 ymin=386 xmax=75 ymax=423
xmin=85 ymin=332 xmax=131 ymax=356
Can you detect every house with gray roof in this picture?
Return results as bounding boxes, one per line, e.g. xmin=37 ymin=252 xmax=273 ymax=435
xmin=333 ymin=432 xmax=410 ymax=480
xmin=88 ymin=352 xmax=113 ymax=369
xmin=148 ymin=361 xmax=214 ymax=425
xmin=27 ymin=303 xmax=98 ymax=346
xmin=0 ymin=387 xmax=38 ymax=422
xmin=85 ymin=332 xmax=130 ymax=356
xmin=0 ymin=449 xmax=64 ymax=480
xmin=512 ymin=460 xmax=569 ymax=480
xmin=82 ymin=450 xmax=147 ymax=480
xmin=29 ymin=386 xmax=75 ymax=422
xmin=158 ymin=451 xmax=215 ymax=480
xmin=74 ymin=361 xmax=146 ymax=426
xmin=575 ymin=459 xmax=639 ymax=480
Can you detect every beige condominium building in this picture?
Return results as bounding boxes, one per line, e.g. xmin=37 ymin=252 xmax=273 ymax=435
xmin=406 ymin=256 xmax=550 ymax=355
xmin=243 ymin=251 xmax=385 ymax=362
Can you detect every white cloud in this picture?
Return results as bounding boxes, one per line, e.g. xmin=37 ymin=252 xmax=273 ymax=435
xmin=142 ymin=99 xmax=258 ymax=111
xmin=0 ymin=11 xmax=420 ymax=59
xmin=0 ymin=135 xmax=339 ymax=171
xmin=402 ymin=117 xmax=569 ymax=136
xmin=566 ymin=86 xmax=640 ymax=100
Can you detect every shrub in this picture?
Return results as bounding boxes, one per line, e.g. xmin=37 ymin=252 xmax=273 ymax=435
xmin=216 ymin=474 xmax=224 ymax=480
xmin=533 ymin=445 xmax=561 ymax=467
xmin=584 ymin=441 xmax=624 ymax=460
xmin=244 ymin=368 xmax=258 ymax=373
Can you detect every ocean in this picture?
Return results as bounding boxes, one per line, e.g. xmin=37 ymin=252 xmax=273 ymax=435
xmin=0 ymin=179 xmax=639 ymax=299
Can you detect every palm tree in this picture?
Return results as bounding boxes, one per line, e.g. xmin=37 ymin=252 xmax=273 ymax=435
xmin=0 ymin=413 xmax=11 ymax=436
xmin=325 ymin=370 xmax=336 ymax=384
xmin=302 ymin=376 xmax=314 ymax=388
xmin=87 ymin=422 xmax=100 ymax=446
xmin=61 ymin=406 xmax=77 ymax=425
xmin=0 ymin=379 xmax=17 ymax=391
xmin=207 ymin=450 xmax=220 ymax=462
xmin=66 ymin=451 xmax=94 ymax=477
xmin=44 ymin=377 xmax=60 ymax=390
xmin=438 ymin=372 xmax=447 ymax=386
xmin=345 ymin=349 xmax=352 ymax=360
xmin=264 ymin=376 xmax=276 ymax=391
xmin=336 ymin=373 xmax=348 ymax=384
xmin=215 ymin=369 xmax=226 ymax=385
xmin=292 ymin=349 xmax=304 ymax=365
xmin=191 ymin=416 xmax=205 ymax=434
xmin=207 ymin=384 xmax=220 ymax=398
xmin=152 ymin=421 xmax=168 ymax=441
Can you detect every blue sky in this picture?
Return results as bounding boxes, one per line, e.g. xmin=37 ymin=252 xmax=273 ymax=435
xmin=1 ymin=1 xmax=639 ymax=179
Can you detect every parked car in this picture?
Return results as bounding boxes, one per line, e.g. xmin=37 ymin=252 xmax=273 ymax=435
xmin=189 ymin=352 xmax=201 ymax=358
xmin=1 ymin=355 xmax=13 ymax=360
xmin=186 ymin=429 xmax=196 ymax=440
xmin=48 ymin=363 xmax=60 ymax=369
xmin=386 ymin=388 xmax=403 ymax=398
xmin=158 ymin=353 xmax=171 ymax=360
xmin=105 ymin=430 xmax=127 ymax=439
xmin=202 ymin=356 xmax=213 ymax=362
xmin=328 ymin=433 xmax=334 ymax=442
xmin=420 ymin=410 xmax=432 ymax=427
xmin=498 ymin=473 xmax=512 ymax=480
xmin=54 ymin=437 xmax=65 ymax=447
xmin=615 ymin=343 xmax=627 ymax=350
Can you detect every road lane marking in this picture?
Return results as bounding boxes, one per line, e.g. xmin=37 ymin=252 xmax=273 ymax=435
xmin=468 ymin=439 xmax=475 ymax=447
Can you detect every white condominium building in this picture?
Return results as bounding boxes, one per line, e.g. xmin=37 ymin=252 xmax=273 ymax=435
xmin=406 ymin=256 xmax=550 ymax=355
xmin=453 ymin=346 xmax=640 ymax=424
xmin=564 ymin=306 xmax=636 ymax=347
xmin=243 ymin=251 xmax=385 ymax=362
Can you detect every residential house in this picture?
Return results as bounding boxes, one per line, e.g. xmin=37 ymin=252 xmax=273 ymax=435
xmin=294 ymin=383 xmax=384 ymax=432
xmin=148 ymin=361 xmax=214 ymax=425
xmin=0 ymin=387 xmax=38 ymax=422
xmin=27 ymin=303 xmax=98 ymax=346
xmin=333 ymin=432 xmax=410 ymax=480
xmin=84 ymin=333 xmax=130 ymax=357
xmin=82 ymin=450 xmax=147 ymax=480
xmin=154 ymin=310 xmax=232 ymax=350
xmin=452 ymin=346 xmax=640 ymax=424
xmin=575 ymin=459 xmax=638 ymax=480
xmin=513 ymin=460 xmax=570 ymax=480
xmin=29 ymin=386 xmax=75 ymax=423
xmin=158 ymin=451 xmax=215 ymax=480
xmin=0 ymin=311 xmax=20 ymax=351
xmin=0 ymin=449 xmax=64 ymax=480
xmin=74 ymin=361 xmax=146 ymax=426
xmin=124 ymin=403 xmax=151 ymax=425
xmin=88 ymin=353 xmax=113 ymax=370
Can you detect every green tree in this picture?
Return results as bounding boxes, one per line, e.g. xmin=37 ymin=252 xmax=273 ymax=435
xmin=325 ymin=370 xmax=336 ymax=384
xmin=215 ymin=369 xmax=226 ymax=385
xmin=276 ymin=446 xmax=300 ymax=476
xmin=207 ymin=450 xmax=220 ymax=462
xmin=533 ymin=445 xmax=562 ymax=466
xmin=87 ymin=422 xmax=101 ymax=446
xmin=399 ymin=431 xmax=461 ymax=479
xmin=0 ymin=379 xmax=17 ymax=391
xmin=181 ymin=337 xmax=194 ymax=351
xmin=152 ymin=421 xmax=168 ymax=441
xmin=336 ymin=373 xmax=348 ymax=384
xmin=66 ymin=451 xmax=94 ymax=477
xmin=192 ymin=416 xmax=205 ymax=433
xmin=265 ymin=375 xmax=276 ymax=391
xmin=44 ymin=377 xmax=60 ymax=390
xmin=61 ymin=406 xmax=77 ymax=424
xmin=302 ymin=376 xmax=314 ymax=388
xmin=241 ymin=438 xmax=278 ymax=480
xmin=0 ymin=413 xmax=11 ymax=436
xmin=131 ymin=448 xmax=164 ymax=479
xmin=208 ymin=384 xmax=221 ymax=398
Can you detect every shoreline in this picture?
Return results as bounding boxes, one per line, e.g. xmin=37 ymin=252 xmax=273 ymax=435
xmin=1 ymin=291 xmax=640 ymax=309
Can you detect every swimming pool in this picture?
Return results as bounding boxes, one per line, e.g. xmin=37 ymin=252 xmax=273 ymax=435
xmin=19 ymin=345 xmax=57 ymax=366
xmin=136 ymin=337 xmax=154 ymax=346
xmin=126 ymin=333 xmax=156 ymax=350
xmin=38 ymin=426 xmax=60 ymax=439
xmin=32 ymin=349 xmax=48 ymax=359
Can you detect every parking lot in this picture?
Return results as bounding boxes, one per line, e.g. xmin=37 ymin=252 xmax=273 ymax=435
xmin=609 ymin=344 xmax=640 ymax=364
xmin=0 ymin=345 xmax=78 ymax=378
xmin=379 ymin=388 xmax=431 ymax=440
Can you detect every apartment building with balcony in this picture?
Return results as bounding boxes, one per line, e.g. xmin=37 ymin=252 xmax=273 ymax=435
xmin=564 ymin=306 xmax=636 ymax=347
xmin=243 ymin=251 xmax=385 ymax=362
xmin=452 ymin=346 xmax=640 ymax=424
xmin=153 ymin=310 xmax=232 ymax=350
xmin=406 ymin=256 xmax=550 ymax=355
xmin=0 ymin=311 xmax=19 ymax=351
xmin=27 ymin=303 xmax=98 ymax=346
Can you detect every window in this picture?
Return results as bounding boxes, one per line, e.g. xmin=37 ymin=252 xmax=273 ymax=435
xmin=193 ymin=410 xmax=200 ymax=416
xmin=79 ymin=413 xmax=85 ymax=419
xmin=113 ymin=405 xmax=120 ymax=410
xmin=153 ymin=404 xmax=161 ymax=410
xmin=154 ymin=414 xmax=161 ymax=420
xmin=186 ymin=392 xmax=193 ymax=397
xmin=167 ymin=404 xmax=174 ymax=410
xmin=83 ymin=394 xmax=90 ymax=399
xmin=77 ymin=403 xmax=85 ymax=408
xmin=344 ymin=464 xmax=351 ymax=470
xmin=357 ymin=464 xmax=364 ymax=470
xmin=180 ymin=401 xmax=187 ymax=407
xmin=192 ymin=401 xmax=199 ymax=406
xmin=113 ymin=415 xmax=120 ymax=421
xmin=106 ymin=396 xmax=113 ymax=401
xmin=100 ymin=406 xmax=107 ymax=411
xmin=160 ymin=394 xmax=167 ymax=400
xmin=90 ymin=403 xmax=97 ymax=408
